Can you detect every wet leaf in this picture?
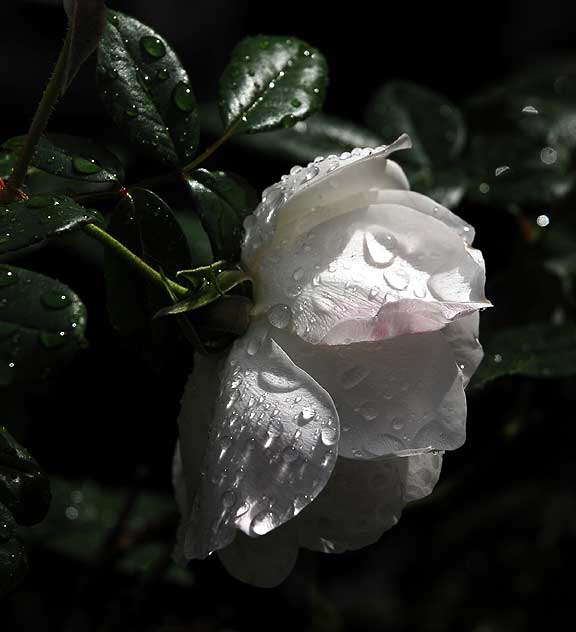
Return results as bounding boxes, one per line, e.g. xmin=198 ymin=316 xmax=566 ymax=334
xmin=104 ymin=188 xmax=192 ymax=334
xmin=0 ymin=194 xmax=102 ymax=255
xmin=186 ymin=169 xmax=258 ymax=260
xmin=0 ymin=428 xmax=51 ymax=597
xmin=97 ymin=10 xmax=199 ymax=166
xmin=156 ymin=262 xmax=251 ymax=316
xmin=471 ymin=323 xmax=576 ymax=389
xmin=2 ymin=134 xmax=124 ymax=184
xmin=219 ymin=35 xmax=328 ymax=134
xmin=201 ymin=107 xmax=384 ymax=164
xmin=0 ymin=265 xmax=87 ymax=387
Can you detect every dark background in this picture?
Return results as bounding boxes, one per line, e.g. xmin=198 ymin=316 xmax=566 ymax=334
xmin=2 ymin=1 xmax=576 ymax=631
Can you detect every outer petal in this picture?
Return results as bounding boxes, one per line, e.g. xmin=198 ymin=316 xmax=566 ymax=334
xmin=441 ymin=311 xmax=484 ymax=387
xmin=242 ymin=136 xmax=412 ymax=268
xmin=271 ymin=327 xmax=466 ymax=459
xmin=296 ymin=452 xmax=443 ymax=553
xmin=218 ymin=526 xmax=298 ymax=588
xmin=252 ymin=201 xmax=488 ymax=346
xmin=179 ymin=322 xmax=339 ymax=560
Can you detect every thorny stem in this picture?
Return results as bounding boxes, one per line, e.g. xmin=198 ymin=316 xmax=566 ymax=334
xmin=4 ymin=32 xmax=72 ymax=201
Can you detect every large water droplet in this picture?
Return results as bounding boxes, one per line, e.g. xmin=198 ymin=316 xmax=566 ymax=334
xmin=41 ymin=291 xmax=71 ymax=310
xmin=140 ymin=35 xmax=166 ymax=59
xmin=383 ymin=268 xmax=410 ymax=291
xmin=250 ymin=510 xmax=278 ymax=536
xmin=73 ymin=157 xmax=102 ymax=175
xmin=364 ymin=231 xmax=396 ymax=267
xmin=321 ymin=421 xmax=338 ymax=446
xmin=39 ymin=331 xmax=67 ymax=349
xmin=258 ymin=369 xmax=302 ymax=393
xmin=267 ymin=303 xmax=291 ymax=329
xmin=27 ymin=195 xmax=55 ymax=209
xmin=0 ymin=269 xmax=17 ymax=287
xmin=173 ymin=82 xmax=195 ymax=112
xmin=297 ymin=407 xmax=316 ymax=425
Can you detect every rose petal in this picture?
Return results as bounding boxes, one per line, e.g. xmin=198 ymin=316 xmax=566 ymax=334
xmin=441 ymin=312 xmax=484 ymax=387
xmin=242 ymin=136 xmax=411 ymax=268
xmin=173 ymin=355 xmax=223 ymax=565
xmin=178 ymin=322 xmax=339 ymax=559
xmin=271 ymin=327 xmax=466 ymax=459
xmin=297 ymin=452 xmax=443 ymax=552
xmin=252 ymin=201 xmax=489 ymax=345
xmin=218 ymin=526 xmax=298 ymax=588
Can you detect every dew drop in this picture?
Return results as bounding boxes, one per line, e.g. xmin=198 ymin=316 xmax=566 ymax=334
xmin=172 ymin=82 xmax=195 ymax=112
xmin=536 ymin=214 xmax=550 ymax=227
xmin=495 ymin=165 xmax=510 ymax=177
xmin=126 ymin=104 xmax=139 ymax=118
xmin=39 ymin=331 xmax=67 ymax=349
xmin=0 ymin=269 xmax=17 ymax=288
xmin=251 ymin=510 xmax=278 ymax=535
xmin=522 ymin=105 xmax=539 ymax=114
xmin=156 ymin=67 xmax=169 ymax=82
xmin=540 ymin=146 xmax=557 ymax=165
xmin=27 ymin=195 xmax=55 ymax=209
xmin=41 ymin=291 xmax=71 ymax=310
xmin=267 ymin=303 xmax=291 ymax=329
xmin=383 ymin=268 xmax=410 ymax=291
xmin=297 ymin=407 xmax=316 ymax=425
xmin=73 ymin=157 xmax=102 ymax=175
xmin=364 ymin=231 xmax=396 ymax=266
xmin=140 ymin=35 xmax=166 ymax=59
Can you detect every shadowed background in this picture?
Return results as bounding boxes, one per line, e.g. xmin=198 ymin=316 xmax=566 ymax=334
xmin=2 ymin=1 xmax=576 ymax=631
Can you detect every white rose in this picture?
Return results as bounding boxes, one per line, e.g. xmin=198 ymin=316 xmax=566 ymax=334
xmin=173 ymin=135 xmax=490 ymax=587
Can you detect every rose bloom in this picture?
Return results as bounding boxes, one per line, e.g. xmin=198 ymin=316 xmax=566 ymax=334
xmin=173 ymin=135 xmax=490 ymax=587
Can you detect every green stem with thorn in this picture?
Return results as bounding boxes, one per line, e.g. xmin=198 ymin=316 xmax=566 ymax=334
xmin=83 ymin=223 xmax=188 ymax=298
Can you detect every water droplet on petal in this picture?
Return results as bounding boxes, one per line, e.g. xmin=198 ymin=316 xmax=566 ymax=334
xmin=383 ymin=268 xmax=410 ymax=291
xmin=364 ymin=231 xmax=396 ymax=267
xmin=267 ymin=303 xmax=291 ymax=329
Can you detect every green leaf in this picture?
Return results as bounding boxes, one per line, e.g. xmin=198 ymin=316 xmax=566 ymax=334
xmin=25 ymin=477 xmax=191 ymax=586
xmin=156 ymin=262 xmax=251 ymax=316
xmin=104 ymin=188 xmax=192 ymax=335
xmin=219 ymin=35 xmax=328 ymax=134
xmin=62 ymin=0 xmax=107 ymax=93
xmin=0 ymin=427 xmax=51 ymax=596
xmin=365 ymin=81 xmax=466 ymax=170
xmin=2 ymin=134 xmax=124 ymax=185
xmin=471 ymin=324 xmax=576 ymax=389
xmin=201 ymin=106 xmax=384 ymax=164
xmin=0 ymin=194 xmax=101 ymax=255
xmin=97 ymin=10 xmax=199 ymax=167
xmin=365 ymin=81 xmax=467 ymax=205
xmin=0 ymin=265 xmax=87 ymax=387
xmin=172 ymin=210 xmax=214 ymax=269
xmin=0 ymin=427 xmax=51 ymax=527
xmin=186 ymin=169 xmax=258 ymax=260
